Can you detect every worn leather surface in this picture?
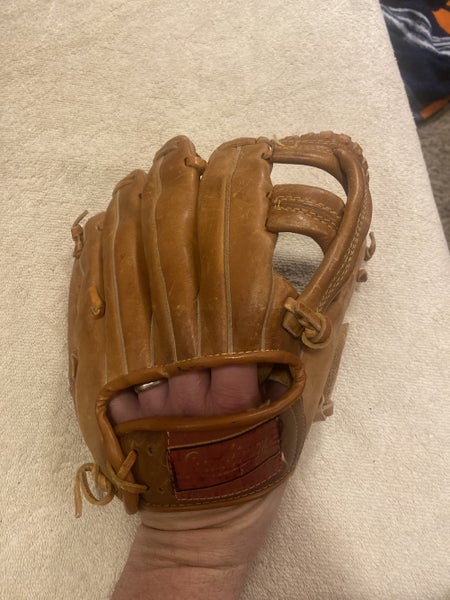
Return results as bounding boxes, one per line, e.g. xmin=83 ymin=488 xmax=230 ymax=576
xmin=68 ymin=132 xmax=373 ymax=514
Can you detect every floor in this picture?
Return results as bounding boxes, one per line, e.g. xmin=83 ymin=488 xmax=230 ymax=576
xmin=417 ymin=107 xmax=450 ymax=248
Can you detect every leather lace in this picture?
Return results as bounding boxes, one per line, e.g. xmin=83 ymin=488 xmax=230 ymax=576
xmin=284 ymin=297 xmax=332 ymax=349
xmin=74 ymin=450 xmax=147 ymax=517
xmin=71 ymin=210 xmax=88 ymax=258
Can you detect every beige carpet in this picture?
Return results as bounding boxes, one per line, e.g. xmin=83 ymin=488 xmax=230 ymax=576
xmin=1 ymin=2 xmax=449 ymax=599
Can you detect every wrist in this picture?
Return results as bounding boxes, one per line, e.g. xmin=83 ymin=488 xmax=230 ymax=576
xmin=113 ymin=487 xmax=286 ymax=600
xmin=112 ymin=522 xmax=249 ymax=600
xmin=112 ymin=562 xmax=247 ymax=600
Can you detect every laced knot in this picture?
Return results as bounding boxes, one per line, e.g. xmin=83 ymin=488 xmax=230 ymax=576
xmin=74 ymin=450 xmax=147 ymax=517
xmin=184 ymin=155 xmax=208 ymax=175
xmin=283 ymin=298 xmax=332 ymax=349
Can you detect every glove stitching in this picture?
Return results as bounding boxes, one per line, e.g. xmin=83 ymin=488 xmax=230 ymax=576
xmin=271 ymin=206 xmax=338 ymax=231
xmin=275 ymin=195 xmax=341 ymax=219
xmin=319 ymin=188 xmax=368 ymax=310
xmin=146 ymin=348 xmax=301 ymax=370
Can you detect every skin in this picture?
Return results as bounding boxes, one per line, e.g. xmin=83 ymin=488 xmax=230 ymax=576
xmin=110 ymin=365 xmax=287 ymax=600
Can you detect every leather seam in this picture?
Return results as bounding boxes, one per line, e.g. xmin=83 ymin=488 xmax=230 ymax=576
xmin=153 ymin=156 xmax=178 ymax=361
xmin=224 ymin=146 xmax=241 ymax=352
xmin=274 ymin=195 xmax=341 ymax=219
xmin=111 ymin=189 xmax=129 ymax=374
xmin=319 ymin=189 xmax=368 ymax=309
xmin=139 ymin=348 xmax=300 ymax=369
xmin=271 ymin=205 xmax=338 ymax=231
xmin=261 ymin=271 xmax=275 ymax=351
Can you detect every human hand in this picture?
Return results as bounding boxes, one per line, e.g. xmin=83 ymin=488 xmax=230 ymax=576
xmin=111 ymin=365 xmax=287 ymax=600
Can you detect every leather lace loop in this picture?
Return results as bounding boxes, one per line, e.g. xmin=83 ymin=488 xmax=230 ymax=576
xmin=74 ymin=450 xmax=147 ymax=517
xmin=365 ymin=231 xmax=376 ymax=261
xmin=88 ymin=285 xmax=105 ymax=319
xmin=71 ymin=210 xmax=88 ymax=259
xmin=283 ymin=297 xmax=332 ymax=349
xmin=185 ymin=155 xmax=208 ymax=174
xmin=74 ymin=462 xmax=114 ymax=518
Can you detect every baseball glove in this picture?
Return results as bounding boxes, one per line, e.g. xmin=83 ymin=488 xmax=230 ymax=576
xmin=69 ymin=133 xmax=375 ymax=516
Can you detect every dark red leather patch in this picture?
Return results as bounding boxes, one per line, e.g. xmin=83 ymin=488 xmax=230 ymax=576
xmin=168 ymin=419 xmax=285 ymax=501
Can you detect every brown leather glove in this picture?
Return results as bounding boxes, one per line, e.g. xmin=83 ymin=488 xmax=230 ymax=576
xmin=69 ymin=133 xmax=375 ymax=516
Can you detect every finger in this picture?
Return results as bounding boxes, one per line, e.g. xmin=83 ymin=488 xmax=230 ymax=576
xmin=167 ymin=370 xmax=210 ymax=416
xmin=135 ymin=371 xmax=210 ymax=418
xmin=109 ymin=389 xmax=141 ymax=423
xmin=136 ymin=381 xmax=170 ymax=418
xmin=112 ymin=364 xmax=262 ymax=420
xmin=209 ymin=364 xmax=261 ymax=414
xmin=263 ymin=379 xmax=288 ymax=402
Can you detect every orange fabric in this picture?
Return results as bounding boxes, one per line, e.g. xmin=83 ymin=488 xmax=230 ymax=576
xmin=420 ymin=96 xmax=450 ymax=120
xmin=433 ymin=6 xmax=450 ymax=34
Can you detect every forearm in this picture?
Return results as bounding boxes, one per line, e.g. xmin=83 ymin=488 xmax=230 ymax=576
xmin=112 ymin=488 xmax=285 ymax=600
xmin=112 ymin=521 xmax=249 ymax=600
xmin=112 ymin=561 xmax=247 ymax=600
